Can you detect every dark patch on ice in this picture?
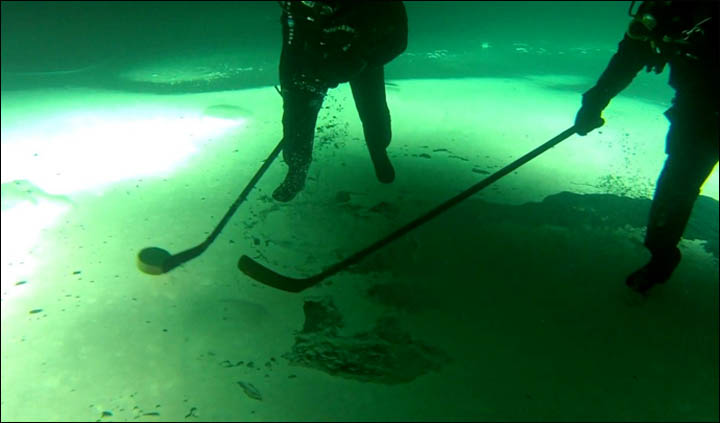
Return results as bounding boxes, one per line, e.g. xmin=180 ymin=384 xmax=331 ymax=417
xmin=468 ymin=192 xmax=717 ymax=258
xmin=347 ymin=191 xmax=718 ymax=277
xmin=494 ymin=192 xmax=718 ymax=258
xmin=237 ymin=381 xmax=262 ymax=401
xmin=284 ymin=297 xmax=449 ymax=384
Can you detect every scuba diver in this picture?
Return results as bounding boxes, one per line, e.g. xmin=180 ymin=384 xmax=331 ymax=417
xmin=273 ymin=1 xmax=408 ymax=202
xmin=574 ymin=1 xmax=719 ymax=293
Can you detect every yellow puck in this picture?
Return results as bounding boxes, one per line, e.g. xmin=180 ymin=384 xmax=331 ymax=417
xmin=137 ymin=247 xmax=171 ymax=275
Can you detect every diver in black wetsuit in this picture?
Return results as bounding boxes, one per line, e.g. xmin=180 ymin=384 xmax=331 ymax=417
xmin=273 ymin=1 xmax=408 ymax=202
xmin=574 ymin=1 xmax=719 ymax=293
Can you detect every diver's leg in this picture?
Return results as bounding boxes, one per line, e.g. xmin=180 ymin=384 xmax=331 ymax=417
xmin=272 ymin=87 xmax=325 ymax=202
xmin=349 ymin=65 xmax=395 ymax=184
xmin=273 ymin=42 xmax=327 ymax=202
xmin=626 ymin=116 xmax=719 ymax=293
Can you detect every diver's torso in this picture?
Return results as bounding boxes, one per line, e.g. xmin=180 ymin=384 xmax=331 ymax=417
xmin=280 ymin=1 xmax=363 ymax=61
xmin=278 ymin=1 xmax=407 ymax=88
xmin=635 ymin=1 xmax=719 ymax=98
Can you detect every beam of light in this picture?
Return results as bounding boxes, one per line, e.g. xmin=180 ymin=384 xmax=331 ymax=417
xmin=699 ymin=163 xmax=719 ymax=200
xmin=0 ymin=200 xmax=70 ymax=313
xmin=1 ymin=103 xmax=245 ymax=312
xmin=1 ymin=107 xmax=245 ymax=195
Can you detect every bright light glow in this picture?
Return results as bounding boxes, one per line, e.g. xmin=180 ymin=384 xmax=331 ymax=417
xmin=1 ymin=102 xmax=244 ymax=311
xmin=0 ymin=200 xmax=70 ymax=307
xmin=699 ymin=163 xmax=719 ymax=199
xmin=1 ymin=108 xmax=244 ymax=195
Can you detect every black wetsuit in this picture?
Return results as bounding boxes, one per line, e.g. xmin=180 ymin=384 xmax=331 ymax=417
xmin=277 ymin=1 xmax=408 ymax=179
xmin=582 ymin=1 xmax=719 ymax=258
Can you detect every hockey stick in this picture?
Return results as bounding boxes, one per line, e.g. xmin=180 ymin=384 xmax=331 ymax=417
xmin=137 ymin=86 xmax=287 ymax=275
xmin=238 ymin=126 xmax=578 ymax=292
xmin=137 ymin=138 xmax=284 ymax=274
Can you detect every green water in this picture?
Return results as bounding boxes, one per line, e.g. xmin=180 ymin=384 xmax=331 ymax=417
xmin=1 ymin=2 xmax=717 ymax=422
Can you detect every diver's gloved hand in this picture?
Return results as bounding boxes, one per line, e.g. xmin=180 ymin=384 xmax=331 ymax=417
xmin=574 ymin=105 xmax=605 ymax=136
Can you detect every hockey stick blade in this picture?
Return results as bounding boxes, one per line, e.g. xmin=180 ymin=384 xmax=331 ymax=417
xmin=238 ymin=255 xmax=324 ymax=292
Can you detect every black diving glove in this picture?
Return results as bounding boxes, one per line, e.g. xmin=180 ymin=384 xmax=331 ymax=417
xmin=574 ymin=105 xmax=605 ymax=136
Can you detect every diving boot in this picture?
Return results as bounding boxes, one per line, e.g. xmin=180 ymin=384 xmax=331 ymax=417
xmin=369 ymin=147 xmax=395 ymax=184
xmin=626 ymin=247 xmax=682 ymax=294
xmin=273 ymin=165 xmax=308 ymax=202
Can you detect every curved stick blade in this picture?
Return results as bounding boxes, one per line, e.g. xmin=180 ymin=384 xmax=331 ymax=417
xmin=238 ymin=255 xmax=320 ymax=293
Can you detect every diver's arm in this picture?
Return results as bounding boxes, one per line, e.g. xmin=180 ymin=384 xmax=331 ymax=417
xmin=582 ymin=35 xmax=657 ymax=111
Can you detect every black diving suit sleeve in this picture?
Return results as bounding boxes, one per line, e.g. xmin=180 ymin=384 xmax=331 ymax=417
xmin=582 ymin=35 xmax=658 ymax=112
